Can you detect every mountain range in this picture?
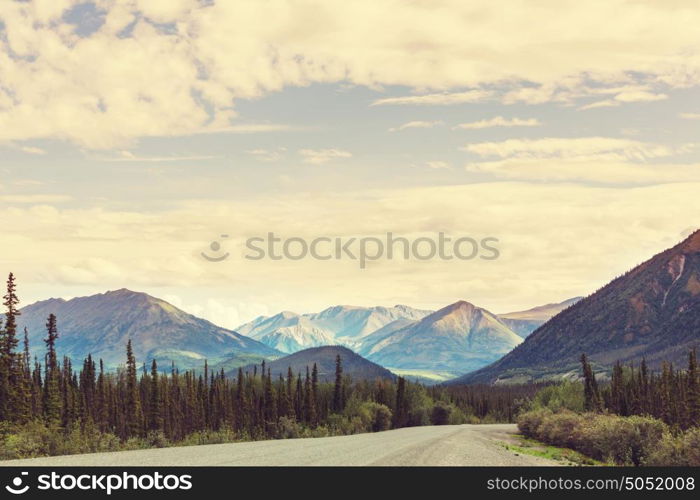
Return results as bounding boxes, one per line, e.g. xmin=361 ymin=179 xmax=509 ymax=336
xmin=239 ymin=298 xmax=578 ymax=377
xmin=458 ymin=230 xmax=700 ymax=384
xmin=12 ymin=231 xmax=697 ymax=384
xmin=237 ymin=304 xmax=431 ymax=353
xmin=16 ymin=289 xmax=280 ymax=370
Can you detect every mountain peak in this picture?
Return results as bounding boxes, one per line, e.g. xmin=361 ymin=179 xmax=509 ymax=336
xmin=104 ymin=288 xmax=147 ymax=299
xmin=278 ymin=311 xmax=299 ymax=319
xmin=437 ymin=300 xmax=476 ymax=314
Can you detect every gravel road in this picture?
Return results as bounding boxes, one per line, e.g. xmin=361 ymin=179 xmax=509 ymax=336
xmin=0 ymin=424 xmax=557 ymax=466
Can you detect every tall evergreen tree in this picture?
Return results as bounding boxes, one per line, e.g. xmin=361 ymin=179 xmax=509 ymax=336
xmin=687 ymin=349 xmax=699 ymax=427
xmin=286 ymin=366 xmax=296 ymax=418
xmin=96 ymin=359 xmax=108 ymax=432
xmin=263 ymin=368 xmax=277 ymax=426
xmin=61 ymin=356 xmax=74 ymax=427
xmin=148 ymin=359 xmax=162 ymax=432
xmin=43 ymin=314 xmax=61 ymax=423
xmin=1 ymin=273 xmax=21 ymax=420
xmin=125 ymin=339 xmax=142 ymax=437
xmin=13 ymin=327 xmax=32 ymax=422
xmin=581 ymin=353 xmax=602 ymax=412
xmin=394 ymin=376 xmax=408 ymax=428
xmin=295 ymin=373 xmax=303 ymax=420
xmin=303 ymin=366 xmax=315 ymax=426
xmin=332 ymin=354 xmax=344 ymax=412
xmin=311 ymin=363 xmax=319 ymax=427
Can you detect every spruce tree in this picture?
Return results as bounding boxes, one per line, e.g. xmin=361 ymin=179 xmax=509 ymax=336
xmin=581 ymin=353 xmax=601 ymax=412
xmin=61 ymin=356 xmax=74 ymax=428
xmin=43 ymin=314 xmax=61 ymax=423
xmin=333 ymin=354 xmax=344 ymax=412
xmin=394 ymin=376 xmax=408 ymax=428
xmin=687 ymin=349 xmax=699 ymax=427
xmin=2 ymin=273 xmax=21 ymax=420
xmin=311 ymin=363 xmax=319 ymax=427
xmin=263 ymin=368 xmax=277 ymax=425
xmin=303 ymin=366 xmax=315 ymax=426
xmin=148 ymin=359 xmax=163 ymax=432
xmin=286 ymin=366 xmax=296 ymax=418
xmin=295 ymin=373 xmax=303 ymax=420
xmin=13 ymin=327 xmax=32 ymax=422
xmin=96 ymin=359 xmax=108 ymax=432
xmin=0 ymin=317 xmax=6 ymax=420
xmin=125 ymin=339 xmax=142 ymax=437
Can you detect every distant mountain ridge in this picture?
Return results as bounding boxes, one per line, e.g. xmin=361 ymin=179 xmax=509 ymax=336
xmin=457 ymin=231 xmax=700 ymax=384
xmin=236 ymin=346 xmax=395 ymax=382
xmin=497 ymin=297 xmax=583 ymax=337
xmin=237 ymin=304 xmax=431 ymax=353
xmin=16 ymin=289 xmax=279 ymax=370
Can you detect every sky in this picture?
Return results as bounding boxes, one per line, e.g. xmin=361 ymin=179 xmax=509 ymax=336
xmin=1 ymin=0 xmax=700 ymax=328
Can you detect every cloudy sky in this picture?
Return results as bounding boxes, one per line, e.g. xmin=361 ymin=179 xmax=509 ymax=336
xmin=1 ymin=0 xmax=700 ymax=328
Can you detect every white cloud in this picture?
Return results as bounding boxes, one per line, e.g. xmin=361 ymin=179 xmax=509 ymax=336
xmin=579 ymin=87 xmax=668 ymax=110
xmin=191 ymin=124 xmax=296 ymax=135
xmin=388 ymin=120 xmax=443 ymax=132
xmin=680 ymin=112 xmax=700 ymax=120
xmin=614 ymin=90 xmax=668 ymax=103
xmin=96 ymin=151 xmax=219 ymax=162
xmin=463 ymin=137 xmax=698 ymax=183
xmin=247 ymin=148 xmax=287 ymax=162
xmin=19 ymin=146 xmax=48 ymax=155
xmin=463 ymin=137 xmax=681 ymax=161
xmin=465 ymin=158 xmax=700 ymax=184
xmin=372 ymin=91 xmax=490 ymax=107
xmin=579 ymin=99 xmax=619 ymax=110
xmin=1 ymin=2 xmax=699 ymax=147
xmin=425 ymin=161 xmax=450 ymax=169
xmin=453 ymin=116 xmax=541 ymax=130
xmin=299 ymin=148 xmax=352 ymax=165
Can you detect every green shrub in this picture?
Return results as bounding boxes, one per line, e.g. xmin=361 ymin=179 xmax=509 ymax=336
xmin=585 ymin=415 xmax=666 ymax=466
xmin=343 ymin=400 xmax=393 ymax=433
xmin=536 ymin=410 xmax=582 ymax=449
xmin=517 ymin=408 xmax=552 ymax=437
xmin=680 ymin=428 xmax=700 ymax=466
xmin=362 ymin=402 xmax=392 ymax=432
xmin=649 ymin=428 xmax=700 ymax=466
xmin=530 ymin=382 xmax=585 ymax=413
xmin=518 ymin=410 xmax=672 ymax=466
xmin=430 ymin=403 xmax=451 ymax=425
xmin=278 ymin=416 xmax=303 ymax=439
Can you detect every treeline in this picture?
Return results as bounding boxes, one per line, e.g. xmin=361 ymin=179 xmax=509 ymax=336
xmin=431 ymin=383 xmax=543 ymax=423
xmin=517 ymin=352 xmax=700 ymax=465
xmin=580 ymin=352 xmax=700 ymax=430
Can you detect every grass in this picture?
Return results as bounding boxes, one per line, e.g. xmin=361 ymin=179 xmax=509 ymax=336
xmin=500 ymin=435 xmax=604 ymax=466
